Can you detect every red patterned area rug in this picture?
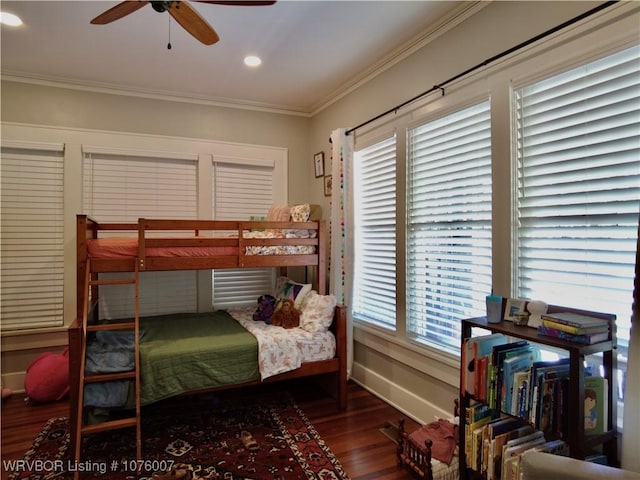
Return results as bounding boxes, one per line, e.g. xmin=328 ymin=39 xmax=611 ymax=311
xmin=6 ymin=389 xmax=350 ymax=480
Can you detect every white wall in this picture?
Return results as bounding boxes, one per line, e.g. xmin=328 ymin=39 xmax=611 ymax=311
xmin=1 ymin=82 xmax=318 ymax=205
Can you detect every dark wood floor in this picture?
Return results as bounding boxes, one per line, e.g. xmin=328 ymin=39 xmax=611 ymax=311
xmin=1 ymin=380 xmax=421 ymax=480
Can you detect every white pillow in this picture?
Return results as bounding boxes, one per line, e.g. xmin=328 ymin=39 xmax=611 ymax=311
xmin=300 ymin=290 xmax=337 ymax=333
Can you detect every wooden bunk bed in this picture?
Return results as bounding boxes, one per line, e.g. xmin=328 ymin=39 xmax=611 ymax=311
xmin=68 ymin=214 xmax=348 ymax=468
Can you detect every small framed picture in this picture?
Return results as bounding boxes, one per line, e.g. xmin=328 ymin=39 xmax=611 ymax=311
xmin=324 ymin=174 xmax=332 ymax=197
xmin=504 ymin=298 xmax=527 ymax=321
xmin=314 ymin=151 xmax=325 ymax=178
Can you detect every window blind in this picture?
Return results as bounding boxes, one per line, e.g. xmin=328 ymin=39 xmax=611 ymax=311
xmin=212 ymin=161 xmax=275 ymax=308
xmin=514 ymin=45 xmax=640 ymax=345
xmin=83 ymin=151 xmax=198 ymax=319
xmin=407 ymin=101 xmax=492 ymax=349
xmin=1 ymin=145 xmax=65 ymax=330
xmin=353 ymin=135 xmax=397 ymax=328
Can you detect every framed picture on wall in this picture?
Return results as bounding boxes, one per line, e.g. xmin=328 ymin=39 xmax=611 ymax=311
xmin=314 ymin=152 xmax=325 ymax=178
xmin=324 ymin=175 xmax=332 ymax=197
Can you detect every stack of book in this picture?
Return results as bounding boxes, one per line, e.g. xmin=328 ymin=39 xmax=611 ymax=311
xmin=537 ymin=311 xmax=609 ymax=345
xmin=463 ymin=401 xmax=569 ymax=480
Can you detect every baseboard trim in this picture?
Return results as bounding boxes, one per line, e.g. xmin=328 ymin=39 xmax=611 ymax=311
xmin=350 ymin=361 xmax=451 ymax=425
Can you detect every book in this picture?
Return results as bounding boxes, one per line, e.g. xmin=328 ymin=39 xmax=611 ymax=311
xmin=541 ymin=319 xmax=608 ymax=335
xmin=531 ymin=439 xmax=569 ymax=456
xmin=501 ymin=347 xmax=540 ymax=415
xmin=553 ymin=377 xmax=569 ymax=438
xmin=464 ymin=334 xmax=506 ymax=396
xmin=488 ymin=424 xmax=533 ymax=480
xmin=537 ymin=324 xmax=609 ymax=344
xmin=538 ymin=378 xmax=556 ymax=438
xmin=528 ymin=358 xmax=570 ymax=425
xmin=482 ymin=417 xmax=522 ymax=475
xmin=511 ymin=371 xmax=529 ymax=417
xmin=473 ymin=334 xmax=507 ymax=400
xmin=496 ymin=345 xmax=534 ymax=412
xmin=472 ymin=423 xmax=488 ymax=471
xmin=466 ymin=402 xmax=492 ymax=424
xmin=465 ymin=403 xmax=495 ymax=460
xmin=500 ymin=430 xmax=546 ymax=480
xmin=541 ymin=311 xmax=609 ymax=330
xmin=501 ymin=439 xmax=569 ymax=480
xmin=584 ymin=376 xmax=608 ymax=435
xmin=488 ymin=341 xmax=528 ymax=410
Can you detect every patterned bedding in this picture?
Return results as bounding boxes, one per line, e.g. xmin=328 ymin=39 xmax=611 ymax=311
xmin=242 ymin=230 xmax=316 ymax=256
xmin=228 ymin=306 xmax=336 ymax=380
xmin=86 ymin=229 xmax=316 ymax=259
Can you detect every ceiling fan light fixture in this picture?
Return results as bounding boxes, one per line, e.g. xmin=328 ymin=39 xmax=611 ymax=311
xmin=244 ymin=55 xmax=262 ymax=67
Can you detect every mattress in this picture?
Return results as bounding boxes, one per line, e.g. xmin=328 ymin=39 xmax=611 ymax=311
xmin=87 ymin=237 xmax=237 ymax=259
xmin=139 ymin=311 xmax=260 ymax=405
xmin=87 ymin=233 xmax=315 ymax=259
xmin=83 ymin=308 xmax=336 ymax=408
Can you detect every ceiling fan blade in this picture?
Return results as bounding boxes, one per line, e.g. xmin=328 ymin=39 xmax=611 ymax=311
xmin=167 ymin=1 xmax=219 ymax=45
xmin=195 ymin=1 xmax=276 ymax=6
xmin=90 ymin=1 xmax=149 ymax=24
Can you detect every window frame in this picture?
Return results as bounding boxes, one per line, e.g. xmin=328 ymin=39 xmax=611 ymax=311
xmin=352 ymin=131 xmax=398 ymax=331
xmin=348 ymin=23 xmax=639 ymax=388
xmin=0 ymin=142 xmax=65 ymax=330
xmin=406 ymin=99 xmax=493 ymax=351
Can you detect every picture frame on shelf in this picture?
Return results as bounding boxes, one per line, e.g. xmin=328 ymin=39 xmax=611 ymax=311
xmin=314 ymin=151 xmax=325 ymax=178
xmin=324 ymin=175 xmax=332 ymax=197
xmin=504 ymin=298 xmax=527 ymax=321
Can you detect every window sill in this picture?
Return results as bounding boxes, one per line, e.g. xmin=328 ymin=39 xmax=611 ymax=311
xmin=0 ymin=326 xmax=68 ymax=352
xmin=353 ymin=319 xmax=460 ymax=387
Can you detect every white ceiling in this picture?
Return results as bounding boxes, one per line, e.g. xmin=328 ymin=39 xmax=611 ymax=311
xmin=0 ymin=1 xmax=472 ymax=115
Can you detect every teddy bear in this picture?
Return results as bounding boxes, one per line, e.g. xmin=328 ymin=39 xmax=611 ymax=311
xmin=270 ymin=298 xmax=300 ymax=329
xmin=252 ymin=294 xmax=276 ymax=323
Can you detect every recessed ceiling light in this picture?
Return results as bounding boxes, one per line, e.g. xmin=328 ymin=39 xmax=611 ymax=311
xmin=0 ymin=12 xmax=23 ymax=27
xmin=244 ymin=56 xmax=262 ymax=67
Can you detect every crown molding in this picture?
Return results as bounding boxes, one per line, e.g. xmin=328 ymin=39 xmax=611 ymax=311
xmin=1 ymin=71 xmax=311 ymax=117
xmin=310 ymin=1 xmax=488 ymax=116
xmin=1 ymin=2 xmax=487 ymax=118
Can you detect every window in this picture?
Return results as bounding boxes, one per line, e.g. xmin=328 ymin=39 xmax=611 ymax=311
xmin=353 ymin=135 xmax=397 ymax=328
xmin=407 ymin=101 xmax=493 ymax=349
xmin=212 ymin=160 xmax=275 ymax=308
xmin=514 ymin=45 xmax=640 ymax=410
xmin=514 ymin=45 xmax=639 ymax=348
xmin=1 ymin=144 xmax=64 ymax=330
xmin=83 ymin=149 xmax=198 ymax=319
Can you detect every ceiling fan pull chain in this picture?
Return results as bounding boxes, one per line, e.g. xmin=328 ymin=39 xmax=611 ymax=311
xmin=167 ymin=16 xmax=172 ymax=50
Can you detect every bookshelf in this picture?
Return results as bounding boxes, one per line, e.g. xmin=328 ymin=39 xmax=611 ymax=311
xmin=459 ymin=305 xmax=618 ymax=480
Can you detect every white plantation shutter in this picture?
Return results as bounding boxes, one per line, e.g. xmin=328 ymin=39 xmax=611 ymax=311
xmin=514 ymin=45 xmax=640 ymax=346
xmin=83 ymin=150 xmax=197 ymax=221
xmin=1 ymin=144 xmax=64 ymax=330
xmin=83 ymin=150 xmax=198 ymax=318
xmin=212 ymin=160 xmax=275 ymax=308
xmin=407 ymin=101 xmax=492 ymax=349
xmin=214 ymin=161 xmax=274 ymax=218
xmin=353 ymin=135 xmax=397 ymax=328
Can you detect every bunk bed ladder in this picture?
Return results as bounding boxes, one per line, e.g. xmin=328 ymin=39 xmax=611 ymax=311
xmin=74 ymin=259 xmax=142 ymax=477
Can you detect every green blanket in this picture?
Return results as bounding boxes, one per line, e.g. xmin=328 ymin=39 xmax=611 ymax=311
xmin=139 ymin=310 xmax=259 ymax=405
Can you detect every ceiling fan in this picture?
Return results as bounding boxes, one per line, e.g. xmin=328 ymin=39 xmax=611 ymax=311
xmin=90 ymin=1 xmax=276 ymax=46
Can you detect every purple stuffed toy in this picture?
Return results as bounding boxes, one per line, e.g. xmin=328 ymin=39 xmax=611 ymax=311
xmin=253 ymin=294 xmax=276 ymax=323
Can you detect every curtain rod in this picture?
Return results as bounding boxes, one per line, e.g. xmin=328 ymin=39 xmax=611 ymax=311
xmin=343 ymin=0 xmax=618 ymax=137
